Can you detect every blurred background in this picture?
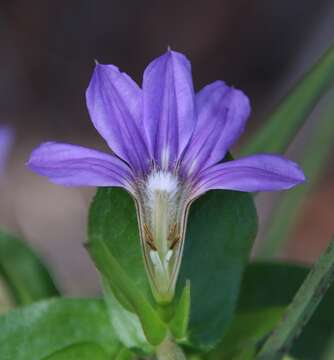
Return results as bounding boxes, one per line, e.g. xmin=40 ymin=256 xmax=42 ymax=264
xmin=0 ymin=0 xmax=333 ymax=296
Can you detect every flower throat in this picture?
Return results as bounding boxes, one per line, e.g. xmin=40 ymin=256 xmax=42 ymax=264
xmin=136 ymin=170 xmax=188 ymax=303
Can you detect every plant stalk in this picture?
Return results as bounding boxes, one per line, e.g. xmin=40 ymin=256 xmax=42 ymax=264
xmin=257 ymin=239 xmax=334 ymax=359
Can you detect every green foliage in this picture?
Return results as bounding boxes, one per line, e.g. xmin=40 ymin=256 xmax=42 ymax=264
xmin=88 ymin=188 xmax=167 ymax=347
xmin=102 ymin=279 xmax=154 ymax=354
xmin=239 ymin=262 xmax=334 ymax=359
xmin=88 ymin=187 xmax=258 ymax=352
xmin=241 ymin=43 xmax=334 ymax=155
xmin=115 ymin=348 xmax=135 ymax=360
xmin=0 ymin=298 xmax=121 ymax=360
xmin=88 ymin=188 xmax=151 ymax=303
xmin=322 ymin=333 xmax=334 ymax=360
xmin=206 ymin=307 xmax=284 ymax=360
xmin=258 ymin=241 xmax=334 ymax=359
xmin=87 ymin=237 xmax=167 ymax=346
xmin=169 ymin=281 xmax=191 ymax=340
xmin=0 ymin=230 xmax=59 ymax=305
xmin=178 ymin=190 xmax=258 ymax=350
xmin=44 ymin=343 xmax=110 ymax=360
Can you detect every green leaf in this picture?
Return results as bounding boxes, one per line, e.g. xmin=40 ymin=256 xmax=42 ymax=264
xmin=240 ymin=44 xmax=334 ymax=155
xmin=170 ymin=280 xmax=191 ymax=340
xmin=43 ymin=343 xmax=110 ymax=360
xmin=259 ymin=101 xmax=334 ymax=257
xmin=239 ymin=262 xmax=334 ymax=359
xmin=102 ymin=278 xmax=154 ymax=354
xmin=115 ymin=348 xmax=135 ymax=360
xmin=88 ymin=188 xmax=151 ymax=304
xmin=0 ymin=298 xmax=121 ymax=360
xmin=178 ymin=190 xmax=258 ymax=350
xmin=88 ymin=188 xmax=167 ymax=347
xmin=87 ymin=238 xmax=167 ymax=346
xmin=0 ymin=230 xmax=59 ymax=305
xmin=230 ymin=346 xmax=256 ymax=360
xmin=258 ymin=240 xmax=334 ymax=359
xmin=206 ymin=307 xmax=284 ymax=360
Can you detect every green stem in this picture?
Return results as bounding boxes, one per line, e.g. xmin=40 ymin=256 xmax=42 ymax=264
xmin=257 ymin=239 xmax=334 ymax=359
xmin=156 ymin=337 xmax=186 ymax=360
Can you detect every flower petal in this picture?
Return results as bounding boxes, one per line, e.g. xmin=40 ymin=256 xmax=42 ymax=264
xmin=143 ymin=50 xmax=196 ymax=170
xmin=27 ymin=142 xmax=134 ymax=190
xmin=194 ymin=154 xmax=305 ymax=196
xmin=86 ymin=64 xmax=149 ymax=174
xmin=0 ymin=126 xmax=13 ymax=175
xmin=181 ymin=81 xmax=250 ymax=176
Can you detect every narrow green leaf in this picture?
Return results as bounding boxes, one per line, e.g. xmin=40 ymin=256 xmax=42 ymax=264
xmin=257 ymin=239 xmax=334 ymax=359
xmin=0 ymin=230 xmax=59 ymax=305
xmin=87 ymin=239 xmax=167 ymax=346
xmin=170 ymin=280 xmax=191 ymax=340
xmin=43 ymin=343 xmax=110 ymax=360
xmin=0 ymin=298 xmax=121 ymax=360
xmin=178 ymin=190 xmax=258 ymax=349
xmin=240 ymin=44 xmax=334 ymax=155
xmin=259 ymin=101 xmax=334 ymax=257
xmin=239 ymin=262 xmax=334 ymax=359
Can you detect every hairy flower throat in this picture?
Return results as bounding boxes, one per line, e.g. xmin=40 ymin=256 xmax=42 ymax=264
xmin=146 ymin=171 xmax=179 ymax=256
xmin=137 ymin=170 xmax=188 ymax=303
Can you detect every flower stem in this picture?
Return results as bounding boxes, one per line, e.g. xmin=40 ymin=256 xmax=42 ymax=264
xmin=156 ymin=337 xmax=186 ymax=360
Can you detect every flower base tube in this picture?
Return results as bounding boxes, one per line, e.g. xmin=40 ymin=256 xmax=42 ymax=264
xmin=135 ymin=172 xmax=191 ymax=302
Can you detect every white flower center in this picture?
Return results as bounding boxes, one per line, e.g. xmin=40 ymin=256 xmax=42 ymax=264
xmin=146 ymin=171 xmax=179 ymax=199
xmin=145 ymin=171 xmax=180 ymax=258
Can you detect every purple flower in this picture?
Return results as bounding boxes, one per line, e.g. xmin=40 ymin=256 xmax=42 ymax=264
xmin=0 ymin=126 xmax=13 ymax=177
xmin=28 ymin=50 xmax=305 ymax=302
